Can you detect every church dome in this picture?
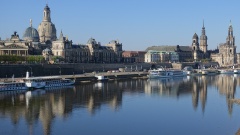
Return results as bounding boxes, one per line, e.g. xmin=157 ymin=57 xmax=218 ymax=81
xmin=192 ymin=33 xmax=198 ymax=39
xmin=23 ymin=27 xmax=39 ymax=42
xmin=23 ymin=20 xmax=39 ymax=42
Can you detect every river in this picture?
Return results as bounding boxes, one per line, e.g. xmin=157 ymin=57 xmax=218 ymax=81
xmin=0 ymin=74 xmax=240 ymax=135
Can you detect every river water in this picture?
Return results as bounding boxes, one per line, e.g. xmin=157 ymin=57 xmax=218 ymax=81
xmin=1 ymin=74 xmax=240 ymax=135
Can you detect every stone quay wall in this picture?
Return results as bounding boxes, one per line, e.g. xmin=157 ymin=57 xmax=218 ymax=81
xmin=0 ymin=62 xmax=216 ymax=78
xmin=0 ymin=63 xmax=154 ymax=78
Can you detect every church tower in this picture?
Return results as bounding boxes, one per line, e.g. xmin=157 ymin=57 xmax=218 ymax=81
xmin=38 ymin=4 xmax=57 ymax=43
xmin=200 ymin=21 xmax=208 ymax=53
xmin=216 ymin=21 xmax=237 ymax=66
xmin=192 ymin=33 xmax=199 ymax=51
xmin=226 ymin=21 xmax=235 ymax=46
xmin=192 ymin=33 xmax=200 ymax=61
xmin=43 ymin=4 xmax=51 ymax=22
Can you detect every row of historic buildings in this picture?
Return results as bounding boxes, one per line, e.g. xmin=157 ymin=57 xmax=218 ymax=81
xmin=0 ymin=5 xmax=123 ymax=63
xmin=145 ymin=21 xmax=239 ymax=67
xmin=0 ymin=4 xmax=239 ymax=67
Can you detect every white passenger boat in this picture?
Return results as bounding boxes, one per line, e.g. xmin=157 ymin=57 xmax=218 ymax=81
xmin=183 ymin=66 xmax=193 ymax=75
xmin=234 ymin=69 xmax=240 ymax=74
xmin=184 ymin=71 xmax=192 ymax=75
xmin=23 ymin=76 xmax=75 ymax=89
xmin=201 ymin=70 xmax=208 ymax=75
xmin=23 ymin=72 xmax=75 ymax=90
xmin=0 ymin=82 xmax=27 ymax=92
xmin=148 ymin=69 xmax=171 ymax=79
xmin=171 ymin=70 xmax=187 ymax=77
xmin=219 ymin=69 xmax=233 ymax=74
xmin=148 ymin=68 xmax=186 ymax=79
xmin=95 ymin=75 xmax=109 ymax=81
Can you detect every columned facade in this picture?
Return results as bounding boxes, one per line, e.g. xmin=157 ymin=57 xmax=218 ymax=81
xmin=0 ymin=32 xmax=29 ymax=56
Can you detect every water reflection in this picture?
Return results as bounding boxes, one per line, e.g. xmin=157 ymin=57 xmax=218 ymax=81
xmin=0 ymin=75 xmax=240 ymax=134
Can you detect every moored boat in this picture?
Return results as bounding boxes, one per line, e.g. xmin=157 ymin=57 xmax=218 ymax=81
xmin=23 ymin=72 xmax=75 ymax=90
xmin=0 ymin=82 xmax=27 ymax=92
xmin=234 ymin=69 xmax=240 ymax=74
xmin=201 ymin=70 xmax=208 ymax=75
xmin=170 ymin=69 xmax=187 ymax=77
xmin=184 ymin=71 xmax=192 ymax=75
xmin=45 ymin=77 xmax=75 ymax=87
xmin=95 ymin=75 xmax=109 ymax=81
xmin=219 ymin=69 xmax=233 ymax=74
xmin=148 ymin=68 xmax=172 ymax=79
xmin=148 ymin=68 xmax=186 ymax=79
xmin=23 ymin=76 xmax=75 ymax=89
xmin=183 ymin=66 xmax=193 ymax=75
xmin=207 ymin=70 xmax=218 ymax=75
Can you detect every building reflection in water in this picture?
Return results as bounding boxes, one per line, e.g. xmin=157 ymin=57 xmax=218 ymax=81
xmin=145 ymin=74 xmax=239 ymax=115
xmin=0 ymin=75 xmax=240 ymax=134
xmin=215 ymin=74 xmax=237 ymax=115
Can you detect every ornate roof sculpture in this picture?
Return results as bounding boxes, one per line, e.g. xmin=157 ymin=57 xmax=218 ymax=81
xmin=87 ymin=38 xmax=97 ymax=44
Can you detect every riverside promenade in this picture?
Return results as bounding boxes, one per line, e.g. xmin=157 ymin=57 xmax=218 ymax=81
xmin=0 ymin=71 xmax=149 ymax=84
xmin=72 ymin=71 xmax=148 ymax=83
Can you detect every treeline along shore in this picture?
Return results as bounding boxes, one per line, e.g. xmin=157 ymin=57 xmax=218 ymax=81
xmin=0 ymin=62 xmax=219 ymax=78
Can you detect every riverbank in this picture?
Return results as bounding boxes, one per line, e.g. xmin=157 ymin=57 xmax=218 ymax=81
xmin=0 ymin=62 xmax=219 ymax=78
xmin=0 ymin=71 xmax=149 ymax=84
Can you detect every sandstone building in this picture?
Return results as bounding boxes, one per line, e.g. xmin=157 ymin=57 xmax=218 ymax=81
xmin=0 ymin=4 xmax=123 ymax=63
xmin=38 ymin=4 xmax=57 ymax=43
xmin=211 ymin=22 xmax=237 ymax=67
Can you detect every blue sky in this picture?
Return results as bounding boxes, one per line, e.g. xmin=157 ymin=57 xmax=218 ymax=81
xmin=0 ymin=0 xmax=240 ymax=51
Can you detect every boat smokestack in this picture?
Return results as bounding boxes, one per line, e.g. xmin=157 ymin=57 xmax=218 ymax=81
xmin=26 ymin=71 xmax=29 ymax=79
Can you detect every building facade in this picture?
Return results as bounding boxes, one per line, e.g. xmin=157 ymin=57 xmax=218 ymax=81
xmin=52 ymin=32 xmax=122 ymax=63
xmin=0 ymin=32 xmax=30 ymax=56
xmin=145 ymin=45 xmax=192 ymax=62
xmin=211 ymin=22 xmax=236 ymax=66
xmin=122 ymin=51 xmax=146 ymax=63
xmin=144 ymin=50 xmax=178 ymax=63
xmin=0 ymin=4 xmax=123 ymax=64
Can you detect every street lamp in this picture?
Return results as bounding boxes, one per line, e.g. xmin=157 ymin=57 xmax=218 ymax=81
xmin=58 ymin=66 xmax=61 ymax=75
